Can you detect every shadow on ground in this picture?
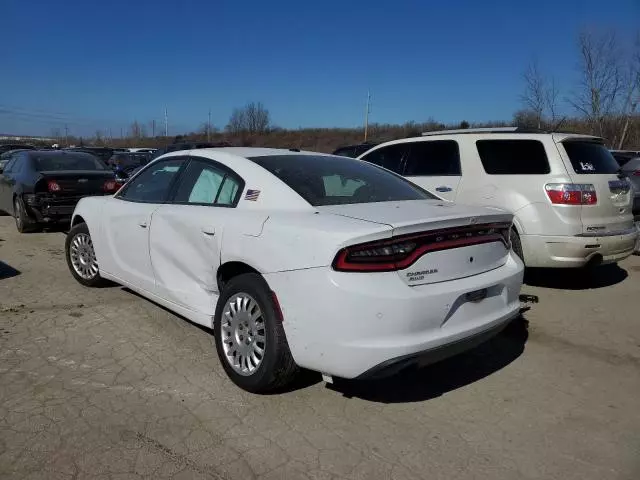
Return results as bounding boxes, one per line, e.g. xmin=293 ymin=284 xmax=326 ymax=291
xmin=0 ymin=261 xmax=21 ymax=280
xmin=329 ymin=316 xmax=529 ymax=403
xmin=525 ymin=264 xmax=628 ymax=290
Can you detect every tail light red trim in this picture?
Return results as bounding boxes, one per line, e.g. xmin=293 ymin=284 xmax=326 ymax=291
xmin=47 ymin=180 xmax=61 ymax=193
xmin=103 ymin=180 xmax=118 ymax=193
xmin=632 ymin=170 xmax=640 ymax=177
xmin=332 ymin=223 xmax=512 ymax=272
xmin=545 ymin=183 xmax=597 ymax=205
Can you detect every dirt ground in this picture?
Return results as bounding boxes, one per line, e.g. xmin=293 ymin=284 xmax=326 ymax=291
xmin=1 ymin=216 xmax=639 ymax=480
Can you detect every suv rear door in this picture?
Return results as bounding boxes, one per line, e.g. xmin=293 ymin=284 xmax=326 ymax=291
xmin=557 ymin=137 xmax=634 ymax=234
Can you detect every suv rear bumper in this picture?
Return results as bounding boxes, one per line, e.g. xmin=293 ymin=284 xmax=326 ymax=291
xmin=520 ymin=229 xmax=638 ymax=268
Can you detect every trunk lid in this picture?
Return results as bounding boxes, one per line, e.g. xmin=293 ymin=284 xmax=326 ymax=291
xmin=319 ymin=200 xmax=513 ymax=285
xmin=36 ymin=170 xmax=114 ymax=196
xmin=557 ymin=138 xmax=635 ymax=234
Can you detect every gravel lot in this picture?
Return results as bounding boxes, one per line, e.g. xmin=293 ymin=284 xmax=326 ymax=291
xmin=1 ymin=215 xmax=639 ymax=480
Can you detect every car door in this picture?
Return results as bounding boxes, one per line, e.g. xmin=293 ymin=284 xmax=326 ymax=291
xmin=402 ymin=140 xmax=462 ymax=201
xmin=100 ymin=157 xmax=186 ymax=293
xmin=149 ymin=157 xmax=244 ymax=319
xmin=0 ymin=156 xmax=19 ymax=213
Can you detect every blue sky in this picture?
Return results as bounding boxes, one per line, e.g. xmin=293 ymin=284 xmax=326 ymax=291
xmin=2 ymin=0 xmax=638 ymax=137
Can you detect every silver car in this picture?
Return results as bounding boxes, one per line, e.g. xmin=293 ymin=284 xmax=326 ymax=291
xmin=611 ymin=151 xmax=640 ymax=217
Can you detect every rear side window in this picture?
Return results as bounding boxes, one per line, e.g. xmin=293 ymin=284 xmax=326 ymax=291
xmin=172 ymin=159 xmax=243 ymax=207
xmin=404 ymin=141 xmax=461 ymax=176
xmin=563 ymin=142 xmax=620 ymax=174
xmin=250 ymin=154 xmax=436 ymax=206
xmin=477 ymin=140 xmax=550 ymax=175
xmin=360 ymin=144 xmax=406 ymax=174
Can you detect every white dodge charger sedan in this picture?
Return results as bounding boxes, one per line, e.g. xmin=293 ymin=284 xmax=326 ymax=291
xmin=65 ymin=147 xmax=524 ymax=393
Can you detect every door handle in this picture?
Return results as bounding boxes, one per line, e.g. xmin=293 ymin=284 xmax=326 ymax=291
xmin=435 ymin=186 xmax=452 ymax=192
xmin=139 ymin=222 xmax=147 ymax=228
xmin=202 ymin=227 xmax=216 ymax=236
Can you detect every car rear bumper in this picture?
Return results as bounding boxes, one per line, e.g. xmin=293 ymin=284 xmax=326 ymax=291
xmin=520 ymin=228 xmax=638 ymax=268
xmin=24 ymin=195 xmax=82 ymax=222
xmin=264 ymin=252 xmax=524 ymax=379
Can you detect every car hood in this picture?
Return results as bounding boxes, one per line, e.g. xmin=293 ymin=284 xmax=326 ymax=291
xmin=316 ymin=200 xmax=513 ymax=236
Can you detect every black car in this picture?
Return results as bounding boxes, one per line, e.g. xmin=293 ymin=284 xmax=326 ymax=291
xmin=64 ymin=146 xmax=115 ymax=164
xmin=0 ymin=150 xmax=118 ymax=232
xmin=0 ymin=143 xmax=35 ymax=155
xmin=107 ymin=152 xmax=152 ymax=171
xmin=332 ymin=143 xmax=378 ymax=158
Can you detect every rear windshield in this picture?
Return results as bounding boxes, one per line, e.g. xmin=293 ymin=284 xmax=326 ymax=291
xmin=562 ymin=141 xmax=619 ymax=174
xmin=32 ymin=154 xmax=107 ymax=171
xmin=249 ymin=154 xmax=436 ymax=206
xmin=476 ymin=140 xmax=550 ymax=175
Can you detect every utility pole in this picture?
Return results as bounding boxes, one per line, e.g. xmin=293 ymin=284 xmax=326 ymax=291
xmin=207 ymin=108 xmax=211 ymax=142
xmin=152 ymin=120 xmax=156 ymax=137
xmin=64 ymin=124 xmax=68 ymax=146
xmin=164 ymin=108 xmax=168 ymax=137
xmin=120 ymin=127 xmax=124 ymax=139
xmin=364 ymin=91 xmax=371 ymax=142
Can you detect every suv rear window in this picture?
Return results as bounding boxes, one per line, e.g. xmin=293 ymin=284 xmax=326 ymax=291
xmin=563 ymin=141 xmax=620 ymax=175
xmin=249 ymin=154 xmax=436 ymax=206
xmin=476 ymin=140 xmax=550 ymax=175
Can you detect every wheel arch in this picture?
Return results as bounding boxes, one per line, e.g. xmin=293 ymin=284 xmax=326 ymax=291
xmin=217 ymin=261 xmax=262 ymax=293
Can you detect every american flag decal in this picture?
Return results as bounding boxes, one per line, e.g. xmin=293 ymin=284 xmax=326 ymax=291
xmin=244 ymin=189 xmax=260 ymax=201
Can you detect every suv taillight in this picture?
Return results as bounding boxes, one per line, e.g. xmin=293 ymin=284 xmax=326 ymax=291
xmin=545 ymin=183 xmax=597 ymax=205
xmin=332 ymin=223 xmax=511 ymax=272
xmin=47 ymin=180 xmax=61 ymax=193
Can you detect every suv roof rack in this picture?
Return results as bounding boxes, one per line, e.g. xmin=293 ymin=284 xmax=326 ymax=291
xmin=421 ymin=126 xmax=547 ymax=136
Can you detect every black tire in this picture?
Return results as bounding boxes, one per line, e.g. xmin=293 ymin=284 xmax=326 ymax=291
xmin=214 ymin=273 xmax=298 ymax=393
xmin=13 ymin=196 xmax=39 ymax=233
xmin=510 ymin=228 xmax=524 ymax=264
xmin=65 ymin=222 xmax=108 ymax=287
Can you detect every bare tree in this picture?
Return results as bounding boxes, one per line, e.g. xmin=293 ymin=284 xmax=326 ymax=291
xmin=521 ymin=59 xmax=546 ymax=128
xmin=569 ymin=29 xmax=622 ymax=136
xmin=129 ymin=120 xmax=147 ymax=139
xmin=618 ymin=32 xmax=640 ymax=148
xmin=94 ymin=130 xmax=103 ymax=144
xmin=226 ymin=102 xmax=270 ymax=134
xmin=546 ymin=77 xmax=560 ymax=124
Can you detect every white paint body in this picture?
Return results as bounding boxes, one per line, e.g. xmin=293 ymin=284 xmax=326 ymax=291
xmin=71 ymin=148 xmax=524 ymax=379
xmin=359 ymin=133 xmax=638 ymax=268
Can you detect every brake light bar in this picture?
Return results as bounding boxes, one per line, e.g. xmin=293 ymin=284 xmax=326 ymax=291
xmin=333 ymin=223 xmax=512 ymax=272
xmin=47 ymin=180 xmax=61 ymax=193
xmin=103 ymin=180 xmax=118 ymax=193
xmin=545 ymin=183 xmax=597 ymax=205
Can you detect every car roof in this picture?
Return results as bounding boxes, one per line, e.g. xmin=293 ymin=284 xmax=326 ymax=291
xmin=27 ymin=150 xmax=99 ymax=159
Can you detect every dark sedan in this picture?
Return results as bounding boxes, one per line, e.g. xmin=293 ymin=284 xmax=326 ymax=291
xmin=0 ymin=150 xmax=118 ymax=232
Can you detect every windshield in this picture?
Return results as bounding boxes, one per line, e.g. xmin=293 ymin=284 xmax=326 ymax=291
xmin=32 ymin=153 xmax=108 ymax=171
xmin=249 ymin=154 xmax=436 ymax=206
xmin=562 ymin=141 xmax=620 ymax=175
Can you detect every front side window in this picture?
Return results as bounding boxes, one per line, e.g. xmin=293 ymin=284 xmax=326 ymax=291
xmin=250 ymin=154 xmax=436 ymax=206
xmin=562 ymin=141 xmax=620 ymax=174
xmin=404 ymin=140 xmax=461 ymax=176
xmin=477 ymin=140 xmax=550 ymax=175
xmin=360 ymin=144 xmax=407 ymax=173
xmin=118 ymin=159 xmax=183 ymax=203
xmin=172 ymin=160 xmax=243 ymax=206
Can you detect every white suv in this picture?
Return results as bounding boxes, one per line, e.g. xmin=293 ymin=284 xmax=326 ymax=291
xmin=357 ymin=127 xmax=638 ymax=268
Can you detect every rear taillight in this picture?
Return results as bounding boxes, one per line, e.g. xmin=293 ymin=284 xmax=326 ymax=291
xmin=47 ymin=180 xmax=61 ymax=193
xmin=632 ymin=171 xmax=640 ymax=177
xmin=332 ymin=223 xmax=511 ymax=272
xmin=545 ymin=183 xmax=597 ymax=205
xmin=103 ymin=180 xmax=118 ymax=193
